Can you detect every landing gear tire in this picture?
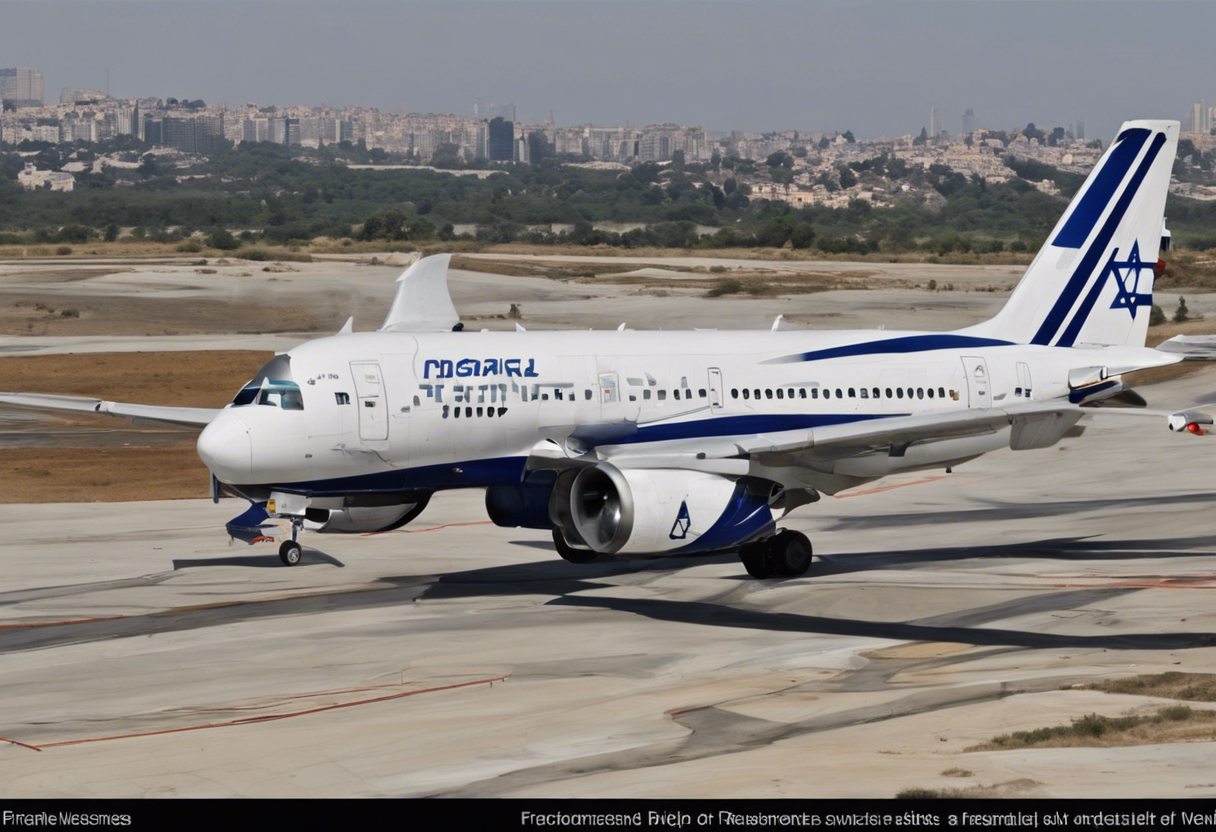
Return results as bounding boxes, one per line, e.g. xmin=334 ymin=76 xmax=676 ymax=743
xmin=279 ymin=540 xmax=303 ymax=566
xmin=739 ymin=541 xmax=773 ymax=579
xmin=771 ymin=530 xmax=813 ymax=577
xmin=552 ymin=528 xmax=599 ymax=564
xmin=739 ymin=531 xmax=813 ymax=579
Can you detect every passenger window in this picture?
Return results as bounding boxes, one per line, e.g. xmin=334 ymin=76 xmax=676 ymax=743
xmin=860 ymin=388 xmax=868 ymax=399
xmin=629 ymin=394 xmax=636 ymax=401
xmin=585 ymin=389 xmax=592 ymax=400
xmin=812 ymin=388 xmax=818 ymax=399
xmin=477 ymin=407 xmax=483 ymax=417
xmin=765 ymin=389 xmax=773 ymax=399
xmin=873 ymin=387 xmax=880 ymax=398
xmin=885 ymin=388 xmax=892 ymax=398
xmin=363 ymin=400 xmax=375 ymax=408
xmin=498 ymin=407 xmax=507 ymax=416
xmin=928 ymin=388 xmax=935 ymax=398
xmin=743 ymin=389 xmax=750 ymax=400
xmin=848 ymin=388 xmax=855 ymax=398
xmin=644 ymin=389 xmax=652 ymax=400
xmin=939 ymin=387 xmax=946 ymax=398
xmin=335 ymin=392 xmax=350 ymax=405
xmin=776 ymin=389 xmax=784 ymax=399
xmin=896 ymin=388 xmax=904 ymax=399
xmin=658 ymin=390 xmax=667 ymax=401
xmin=731 ymin=389 xmax=738 ymax=399
xmin=799 ymin=389 xmax=806 ymax=399
xmin=699 ymin=389 xmax=707 ymax=398
xmin=917 ymin=388 xmax=924 ymax=399
xmin=443 ymin=405 xmax=450 ymax=418
xmin=835 ymin=388 xmax=843 ymax=398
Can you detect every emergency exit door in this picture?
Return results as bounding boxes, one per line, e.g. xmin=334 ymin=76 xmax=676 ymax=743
xmin=350 ymin=361 xmax=389 ymax=441
xmin=961 ymin=356 xmax=991 ymax=409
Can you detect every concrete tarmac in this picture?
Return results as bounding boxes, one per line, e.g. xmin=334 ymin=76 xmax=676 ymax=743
xmin=3 ymin=367 xmax=1216 ymax=796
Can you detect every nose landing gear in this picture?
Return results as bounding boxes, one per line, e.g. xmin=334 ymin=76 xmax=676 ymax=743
xmin=739 ymin=530 xmax=813 ymax=579
xmin=279 ymin=516 xmax=304 ymax=566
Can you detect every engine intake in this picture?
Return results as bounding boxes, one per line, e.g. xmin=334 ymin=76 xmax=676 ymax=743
xmin=554 ymin=462 xmax=773 ymax=557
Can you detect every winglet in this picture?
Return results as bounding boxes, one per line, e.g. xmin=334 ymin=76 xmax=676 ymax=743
xmin=771 ymin=315 xmax=783 ymax=332
xmin=379 ymin=253 xmax=460 ymax=332
xmin=338 ymin=316 xmax=354 ymax=335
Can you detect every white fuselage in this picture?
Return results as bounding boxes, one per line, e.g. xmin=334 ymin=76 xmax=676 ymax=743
xmin=197 ymin=327 xmax=1143 ymax=500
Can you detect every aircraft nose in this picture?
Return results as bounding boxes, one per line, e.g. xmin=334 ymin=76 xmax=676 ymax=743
xmin=197 ymin=411 xmax=252 ymax=482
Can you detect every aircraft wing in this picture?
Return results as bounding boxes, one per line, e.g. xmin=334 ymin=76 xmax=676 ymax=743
xmin=0 ymin=393 xmax=219 ymax=428
xmin=737 ymin=402 xmax=1089 ymax=457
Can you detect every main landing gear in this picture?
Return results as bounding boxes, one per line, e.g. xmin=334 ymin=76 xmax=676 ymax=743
xmin=738 ymin=530 xmax=813 ymax=579
xmin=279 ymin=517 xmax=304 ymax=566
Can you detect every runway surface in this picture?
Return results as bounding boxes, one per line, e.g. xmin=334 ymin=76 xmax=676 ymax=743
xmin=3 ymin=365 xmax=1216 ymax=796
xmin=3 ymin=254 xmax=1216 ymax=797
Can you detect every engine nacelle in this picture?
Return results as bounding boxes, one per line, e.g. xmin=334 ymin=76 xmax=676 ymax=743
xmin=303 ymin=496 xmax=430 ymax=534
xmin=554 ymin=462 xmax=773 ymax=557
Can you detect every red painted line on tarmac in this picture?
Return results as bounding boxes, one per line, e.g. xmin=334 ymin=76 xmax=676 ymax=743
xmin=837 ymin=475 xmax=948 ymax=498
xmin=27 ymin=676 xmax=507 ymax=751
xmin=0 ymin=615 xmax=125 ymax=631
xmin=0 ymin=736 xmax=42 ymax=752
xmin=363 ymin=520 xmax=493 ymax=537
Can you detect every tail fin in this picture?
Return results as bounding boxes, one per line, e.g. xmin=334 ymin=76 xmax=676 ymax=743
xmin=966 ymin=120 xmax=1178 ymax=348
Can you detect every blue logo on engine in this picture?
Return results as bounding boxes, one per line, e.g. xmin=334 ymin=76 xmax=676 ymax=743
xmin=670 ymin=501 xmax=691 ymax=539
xmin=1105 ymin=241 xmax=1155 ymax=319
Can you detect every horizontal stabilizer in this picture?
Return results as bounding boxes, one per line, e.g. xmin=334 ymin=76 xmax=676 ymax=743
xmin=0 ymin=392 xmax=218 ymax=428
xmin=1156 ymin=334 xmax=1216 ymax=360
xmin=379 ymin=253 xmax=461 ymax=332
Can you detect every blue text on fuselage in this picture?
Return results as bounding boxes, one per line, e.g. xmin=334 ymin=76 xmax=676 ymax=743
xmin=423 ymin=358 xmax=540 ymax=379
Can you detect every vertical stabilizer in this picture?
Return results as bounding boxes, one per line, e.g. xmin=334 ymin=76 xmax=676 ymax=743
xmin=965 ymin=120 xmax=1178 ymax=348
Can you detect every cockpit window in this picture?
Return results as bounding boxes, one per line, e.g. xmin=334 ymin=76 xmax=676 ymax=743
xmin=231 ymin=354 xmax=304 ymax=410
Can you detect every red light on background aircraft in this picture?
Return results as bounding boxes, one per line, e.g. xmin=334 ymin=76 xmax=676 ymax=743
xmin=1187 ymin=422 xmax=1206 ymax=436
xmin=1154 ymin=258 xmax=1167 ymax=277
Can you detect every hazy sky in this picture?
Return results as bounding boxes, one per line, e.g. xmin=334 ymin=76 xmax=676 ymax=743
xmin=3 ymin=0 xmax=1213 ymax=141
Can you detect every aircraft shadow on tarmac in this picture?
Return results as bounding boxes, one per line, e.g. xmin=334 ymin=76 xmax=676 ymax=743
xmin=7 ymin=535 xmax=1216 ymax=655
xmin=825 ymin=491 xmax=1216 ymax=531
xmin=811 ymin=532 xmax=1216 ymax=574
xmin=172 ymin=548 xmax=346 ymax=569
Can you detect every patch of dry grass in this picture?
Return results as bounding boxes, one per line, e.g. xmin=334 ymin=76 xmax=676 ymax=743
xmin=896 ymin=779 xmax=1041 ymax=799
xmin=966 ymin=705 xmax=1216 ymax=752
xmin=1087 ymin=671 xmax=1216 ymax=702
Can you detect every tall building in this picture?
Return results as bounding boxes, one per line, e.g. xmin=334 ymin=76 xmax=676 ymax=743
xmin=487 ymin=116 xmax=514 ymax=161
xmin=961 ymin=108 xmax=976 ymax=134
xmin=1074 ymin=120 xmax=1085 ymax=140
xmin=1191 ymin=100 xmax=1209 ymax=135
xmin=929 ymin=106 xmax=939 ymax=139
xmin=0 ymin=67 xmax=45 ymax=106
xmin=159 ymin=113 xmax=226 ymax=155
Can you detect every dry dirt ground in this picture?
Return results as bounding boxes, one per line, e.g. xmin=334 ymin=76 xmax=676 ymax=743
xmin=0 ymin=351 xmax=268 ymax=502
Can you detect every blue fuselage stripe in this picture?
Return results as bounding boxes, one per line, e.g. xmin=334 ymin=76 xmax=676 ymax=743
xmin=1032 ymin=130 xmax=1165 ymax=346
xmin=771 ymin=334 xmax=1013 ymax=364
xmin=1052 ymin=128 xmax=1150 ymax=249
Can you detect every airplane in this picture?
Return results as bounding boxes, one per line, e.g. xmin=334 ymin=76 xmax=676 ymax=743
xmin=3 ymin=119 xmax=1211 ymax=577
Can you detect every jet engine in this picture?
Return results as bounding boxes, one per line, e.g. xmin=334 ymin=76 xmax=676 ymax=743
xmin=550 ymin=462 xmax=774 ymax=557
xmin=303 ymin=495 xmax=430 ymax=534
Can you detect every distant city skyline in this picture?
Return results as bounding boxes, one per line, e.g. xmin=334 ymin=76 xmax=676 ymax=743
xmin=4 ymin=1 xmax=1215 ymax=141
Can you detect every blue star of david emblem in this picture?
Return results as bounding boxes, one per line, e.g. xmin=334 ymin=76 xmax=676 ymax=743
xmin=1104 ymin=241 xmax=1155 ymax=318
xmin=669 ymin=501 xmax=691 ymax=540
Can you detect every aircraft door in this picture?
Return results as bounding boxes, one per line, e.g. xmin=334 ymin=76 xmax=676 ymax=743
xmin=1016 ymin=361 xmax=1033 ymax=399
xmin=961 ymin=356 xmax=991 ymax=409
xmin=708 ymin=367 xmax=724 ymax=410
xmin=350 ymin=361 xmax=389 ymax=441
